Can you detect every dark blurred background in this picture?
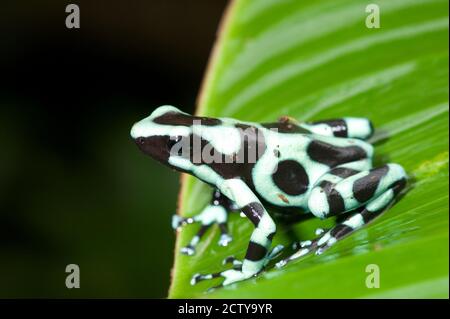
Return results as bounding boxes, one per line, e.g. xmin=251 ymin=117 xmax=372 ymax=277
xmin=0 ymin=0 xmax=227 ymax=298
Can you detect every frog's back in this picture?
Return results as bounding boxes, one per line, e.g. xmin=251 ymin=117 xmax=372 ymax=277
xmin=242 ymin=121 xmax=374 ymax=210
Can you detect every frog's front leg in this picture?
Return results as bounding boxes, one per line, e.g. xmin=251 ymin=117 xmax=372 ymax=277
xmin=277 ymin=163 xmax=407 ymax=267
xmin=191 ymin=179 xmax=276 ymax=288
xmin=173 ymin=189 xmax=236 ymax=256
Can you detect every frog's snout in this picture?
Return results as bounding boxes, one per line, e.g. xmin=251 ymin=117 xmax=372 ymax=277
xmin=135 ymin=136 xmax=145 ymax=145
xmin=130 ymin=120 xmax=145 ymax=140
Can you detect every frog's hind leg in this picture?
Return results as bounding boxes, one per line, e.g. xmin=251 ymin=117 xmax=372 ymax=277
xmin=308 ymin=163 xmax=406 ymax=219
xmin=291 ymin=160 xmax=371 ymax=249
xmin=303 ymin=118 xmax=374 ymax=140
xmin=173 ymin=189 xmax=235 ymax=256
xmin=277 ymin=163 xmax=407 ymax=268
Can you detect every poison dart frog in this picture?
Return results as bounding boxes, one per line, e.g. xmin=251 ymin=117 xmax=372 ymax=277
xmin=131 ymin=105 xmax=407 ymax=288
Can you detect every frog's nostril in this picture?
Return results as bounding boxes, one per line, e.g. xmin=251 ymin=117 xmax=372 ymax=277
xmin=136 ymin=137 xmax=145 ymax=145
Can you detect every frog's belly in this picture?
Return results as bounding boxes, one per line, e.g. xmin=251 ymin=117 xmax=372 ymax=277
xmin=251 ymin=152 xmax=329 ymax=209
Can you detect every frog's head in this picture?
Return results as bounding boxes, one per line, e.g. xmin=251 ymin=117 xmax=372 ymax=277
xmin=130 ymin=105 xmax=194 ymax=167
xmin=131 ymin=105 xmax=222 ymax=171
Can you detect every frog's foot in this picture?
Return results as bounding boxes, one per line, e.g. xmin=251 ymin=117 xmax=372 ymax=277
xmin=191 ymin=247 xmax=284 ymax=289
xmin=173 ymin=204 xmax=232 ymax=256
xmin=277 ymin=229 xmax=342 ymax=268
xmin=275 ymin=247 xmax=311 ymax=269
xmin=191 ymin=269 xmax=252 ymax=289
xmin=178 ymin=223 xmax=211 ymax=256
xmin=222 ymin=256 xmax=243 ymax=270
xmin=291 ymin=228 xmax=325 ymax=250
xmin=277 ymin=224 xmax=356 ymax=268
xmin=172 ymin=215 xmax=195 ymax=230
xmin=221 ymin=245 xmax=283 ymax=272
xmin=292 ymin=240 xmax=312 ymax=250
xmin=278 ymin=214 xmax=382 ymax=268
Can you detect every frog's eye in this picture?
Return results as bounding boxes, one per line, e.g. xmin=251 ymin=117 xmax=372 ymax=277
xmin=167 ymin=136 xmax=182 ymax=152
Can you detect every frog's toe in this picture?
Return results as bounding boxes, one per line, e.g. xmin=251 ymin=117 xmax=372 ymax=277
xmin=292 ymin=240 xmax=312 ymax=250
xmin=191 ymin=269 xmax=249 ymax=287
xmin=221 ymin=269 xmax=253 ymax=286
xmin=222 ymin=256 xmax=242 ymax=270
xmin=171 ymin=214 xmax=194 ymax=230
xmin=275 ymin=248 xmax=311 ymax=269
xmin=218 ymin=234 xmax=232 ymax=247
xmin=171 ymin=215 xmax=182 ymax=229
xmin=315 ymin=247 xmax=325 ymax=255
xmin=275 ymin=259 xmax=288 ymax=269
xmin=315 ymin=228 xmax=326 ymax=236
xmin=180 ymin=245 xmax=196 ymax=256
xmin=190 ymin=273 xmax=206 ymax=285
xmin=314 ymin=231 xmax=337 ymax=250
xmin=190 ymin=271 xmax=223 ymax=286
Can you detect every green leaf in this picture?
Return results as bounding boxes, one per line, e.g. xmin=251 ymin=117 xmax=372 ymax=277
xmin=168 ymin=0 xmax=449 ymax=298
